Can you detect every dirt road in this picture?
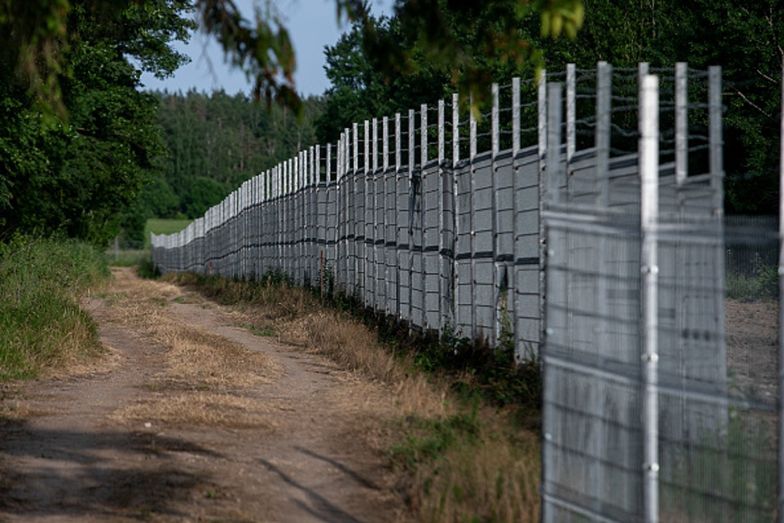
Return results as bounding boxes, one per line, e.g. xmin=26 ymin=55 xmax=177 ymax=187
xmin=0 ymin=268 xmax=406 ymax=522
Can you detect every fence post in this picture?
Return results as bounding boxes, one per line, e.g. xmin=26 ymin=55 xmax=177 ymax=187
xmin=364 ymin=119 xmax=370 ymax=305
xmin=778 ymin=57 xmax=784 ymax=523
xmin=452 ymin=92 xmax=460 ymax=333
xmin=491 ymin=83 xmax=500 ymax=346
xmin=566 ymin=63 xmax=576 ymax=164
xmin=420 ymin=103 xmax=427 ymax=329
xmin=640 ymin=73 xmax=660 ymax=523
xmin=546 ymin=83 xmax=563 ymax=203
xmin=675 ymin=62 xmax=688 ymax=185
xmin=383 ymin=115 xmax=390 ymax=315
xmin=537 ymin=69 xmax=547 ymax=360
xmin=372 ymin=117 xmax=379 ymax=312
xmin=438 ymin=98 xmax=445 ymax=333
xmin=511 ymin=76 xmax=521 ymax=361
xmin=596 ymin=61 xmax=612 ymax=204
xmin=395 ymin=112 xmax=402 ymax=320
xmin=408 ymin=108 xmax=415 ymax=329
xmin=709 ymin=66 xmax=724 ymax=217
xmin=469 ymin=96 xmax=477 ymax=340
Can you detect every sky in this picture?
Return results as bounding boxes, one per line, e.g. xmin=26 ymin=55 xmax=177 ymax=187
xmin=140 ymin=0 xmax=392 ymax=97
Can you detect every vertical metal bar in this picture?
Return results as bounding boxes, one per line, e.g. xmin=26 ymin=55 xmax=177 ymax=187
xmin=566 ymin=63 xmax=576 ymax=164
xmin=452 ymin=92 xmax=460 ymax=333
xmin=438 ymin=98 xmax=445 ymax=333
xmin=365 ymin=119 xmax=370 ymax=303
xmin=675 ymin=62 xmax=688 ymax=185
xmin=491 ymin=82 xmax=500 ymax=345
xmin=395 ymin=112 xmax=401 ymax=319
xmin=420 ymin=104 xmax=427 ymax=328
xmin=383 ymin=116 xmax=389 ymax=313
xmin=511 ymin=77 xmax=520 ymax=360
xmin=546 ymin=83 xmax=563 ymax=203
xmin=469 ymin=96 xmax=477 ymax=339
xmin=709 ymin=66 xmax=724 ymax=216
xmin=314 ymin=145 xmax=320 ymax=286
xmin=372 ymin=118 xmax=378 ymax=310
xmin=408 ymin=108 xmax=415 ymax=328
xmin=640 ymin=73 xmax=660 ymax=523
xmin=596 ymin=61 xmax=612 ymax=204
xmin=538 ymin=66 xmax=548 ymax=355
xmin=353 ymin=122 xmax=359 ymax=296
xmin=512 ymin=77 xmax=520 ymax=154
xmin=778 ymin=58 xmax=784 ymax=523
xmin=373 ymin=118 xmax=378 ymax=172
xmin=327 ymin=143 xmax=332 ymax=182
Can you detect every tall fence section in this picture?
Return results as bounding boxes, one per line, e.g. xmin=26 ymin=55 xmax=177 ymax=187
xmin=151 ymin=62 xmax=783 ymax=522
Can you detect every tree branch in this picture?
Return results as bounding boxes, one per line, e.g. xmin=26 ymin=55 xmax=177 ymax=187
xmin=733 ymin=88 xmax=771 ymax=118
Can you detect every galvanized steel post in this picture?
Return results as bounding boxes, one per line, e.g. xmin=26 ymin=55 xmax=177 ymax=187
xmin=640 ymin=73 xmax=660 ymax=523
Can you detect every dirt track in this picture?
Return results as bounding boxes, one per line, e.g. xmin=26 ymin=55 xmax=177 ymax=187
xmin=0 ymin=268 xmax=406 ymax=522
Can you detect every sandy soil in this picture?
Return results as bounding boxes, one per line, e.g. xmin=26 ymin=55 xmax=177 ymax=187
xmin=725 ymin=299 xmax=779 ymax=404
xmin=0 ymin=268 xmax=407 ymax=522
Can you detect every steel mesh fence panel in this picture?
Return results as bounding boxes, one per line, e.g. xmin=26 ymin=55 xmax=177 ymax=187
xmin=454 ymin=160 xmax=474 ymax=337
xmin=513 ymin=146 xmax=541 ymax=355
xmin=472 ymin=156 xmax=496 ymax=343
xmin=423 ymin=162 xmax=441 ymax=330
xmin=150 ymin=63 xmax=782 ymax=523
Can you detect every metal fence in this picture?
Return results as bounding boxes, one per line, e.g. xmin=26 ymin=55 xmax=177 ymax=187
xmin=152 ymin=74 xmax=552 ymax=355
xmin=540 ymin=63 xmax=782 ymax=523
xmin=151 ymin=61 xmax=784 ymax=522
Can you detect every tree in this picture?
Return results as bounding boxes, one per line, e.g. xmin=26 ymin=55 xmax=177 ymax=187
xmin=1 ymin=0 xmax=584 ymax=116
xmin=536 ymin=0 xmax=783 ymax=214
xmin=0 ymin=1 xmax=194 ymax=243
xmin=151 ymin=90 xmax=323 ymax=219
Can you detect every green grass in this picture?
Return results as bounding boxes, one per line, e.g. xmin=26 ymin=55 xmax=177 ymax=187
xmin=144 ymin=218 xmax=192 ymax=249
xmin=107 ymin=249 xmax=149 ymax=267
xmin=0 ymin=237 xmax=109 ymax=380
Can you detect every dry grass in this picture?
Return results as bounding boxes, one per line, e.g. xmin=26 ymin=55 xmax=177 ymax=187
xmin=105 ymin=269 xmax=280 ymax=428
xmin=117 ymin=392 xmax=276 ymax=429
xmin=166 ymin=273 xmax=542 ymax=522
xmin=398 ymin=415 xmax=541 ymax=523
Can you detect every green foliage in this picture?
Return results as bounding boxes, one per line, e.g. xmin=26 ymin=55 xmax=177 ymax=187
xmin=726 ymin=254 xmax=778 ymax=301
xmin=0 ymin=236 xmax=109 ymax=380
xmin=0 ymin=1 xmax=193 ymax=245
xmin=0 ymin=0 xmax=583 ymax=116
xmin=152 ymin=91 xmax=324 ymax=219
xmin=390 ymin=407 xmax=481 ymax=469
xmin=144 ymin=218 xmax=192 ymax=248
xmin=537 ymin=0 xmax=783 ymax=214
xmin=320 ymin=0 xmax=782 ymax=215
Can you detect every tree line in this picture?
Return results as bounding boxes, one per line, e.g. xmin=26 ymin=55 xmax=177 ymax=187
xmin=120 ymin=91 xmax=323 ymax=246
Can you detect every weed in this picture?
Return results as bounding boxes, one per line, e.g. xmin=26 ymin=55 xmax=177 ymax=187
xmin=137 ymin=257 xmax=161 ymax=279
xmin=726 ymin=253 xmax=778 ymax=301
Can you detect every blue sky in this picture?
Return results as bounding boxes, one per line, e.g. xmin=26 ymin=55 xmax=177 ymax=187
xmin=140 ymin=0 xmax=392 ymax=97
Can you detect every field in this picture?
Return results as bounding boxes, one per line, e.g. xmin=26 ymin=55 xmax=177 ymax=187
xmin=143 ymin=218 xmax=192 ymax=249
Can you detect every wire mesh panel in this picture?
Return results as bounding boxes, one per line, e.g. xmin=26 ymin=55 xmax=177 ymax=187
xmin=655 ymin=215 xmax=779 ymax=522
xmin=423 ymin=161 xmax=441 ymax=329
xmin=472 ymin=155 xmax=496 ymax=342
xmin=543 ymin=211 xmax=645 ymax=522
xmin=513 ymin=146 xmax=542 ymax=357
xmin=454 ymin=160 xmax=474 ymax=336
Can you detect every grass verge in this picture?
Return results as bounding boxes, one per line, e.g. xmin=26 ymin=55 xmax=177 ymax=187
xmin=0 ymin=237 xmax=109 ymax=380
xmin=164 ymin=272 xmax=542 ymax=522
